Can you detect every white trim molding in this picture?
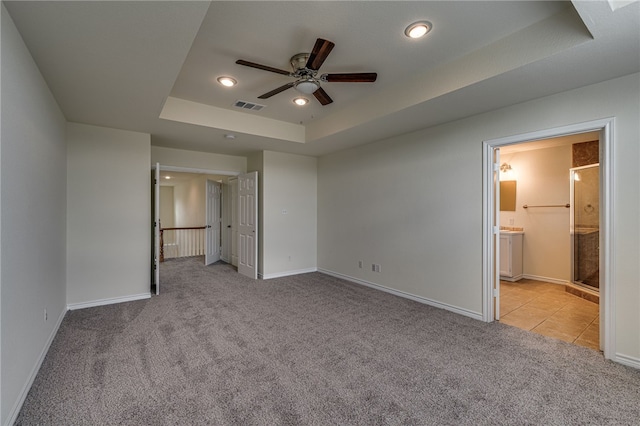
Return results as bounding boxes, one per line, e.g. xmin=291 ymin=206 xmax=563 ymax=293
xmin=67 ymin=292 xmax=151 ymax=311
xmin=482 ymin=117 xmax=615 ymax=361
xmin=6 ymin=307 xmax=67 ymax=426
xmin=521 ymin=275 xmax=568 ymax=286
xmin=260 ymin=267 xmax=318 ymax=280
xmin=151 ymin=164 xmax=240 ymax=177
xmin=319 ymin=268 xmax=483 ymax=321
xmin=615 ymin=353 xmax=640 ymax=370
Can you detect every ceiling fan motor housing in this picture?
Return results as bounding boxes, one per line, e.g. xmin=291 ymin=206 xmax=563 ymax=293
xmin=290 ymin=53 xmax=310 ymax=72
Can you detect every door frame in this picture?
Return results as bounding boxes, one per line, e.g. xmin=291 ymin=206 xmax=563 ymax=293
xmin=151 ymin=164 xmax=239 ymax=272
xmin=482 ymin=118 xmax=615 ymax=360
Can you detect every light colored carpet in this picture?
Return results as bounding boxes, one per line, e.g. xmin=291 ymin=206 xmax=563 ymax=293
xmin=16 ymin=257 xmax=640 ymax=425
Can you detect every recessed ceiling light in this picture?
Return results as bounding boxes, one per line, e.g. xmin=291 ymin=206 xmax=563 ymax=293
xmin=293 ymin=97 xmax=309 ymax=106
xmin=224 ymin=133 xmax=236 ymax=139
xmin=164 ymin=176 xmax=171 ymax=180
xmin=217 ymin=76 xmax=237 ymax=87
xmin=404 ymin=21 xmax=432 ymax=39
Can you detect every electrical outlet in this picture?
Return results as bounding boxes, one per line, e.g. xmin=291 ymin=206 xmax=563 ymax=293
xmin=44 ymin=309 xmax=48 ymax=322
xmin=288 ymin=255 xmax=292 ymax=261
xmin=358 ymin=260 xmax=363 ymax=268
xmin=509 ymin=218 xmax=515 ymax=225
xmin=372 ymin=264 xmax=376 ymax=271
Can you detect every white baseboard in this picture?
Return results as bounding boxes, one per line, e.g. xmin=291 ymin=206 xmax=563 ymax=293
xmin=67 ymin=292 xmax=150 ymax=311
xmin=318 ymin=268 xmax=483 ymax=321
xmin=615 ymin=353 xmax=640 ymax=370
xmin=261 ymin=267 xmax=318 ymax=280
xmin=522 ymin=274 xmax=568 ymax=285
xmin=6 ymin=307 xmax=67 ymax=426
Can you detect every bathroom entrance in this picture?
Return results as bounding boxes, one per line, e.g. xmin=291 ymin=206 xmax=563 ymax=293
xmin=483 ymin=118 xmax=614 ymax=359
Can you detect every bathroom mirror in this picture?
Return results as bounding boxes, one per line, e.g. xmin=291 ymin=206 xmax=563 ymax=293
xmin=500 ymin=181 xmax=517 ymax=211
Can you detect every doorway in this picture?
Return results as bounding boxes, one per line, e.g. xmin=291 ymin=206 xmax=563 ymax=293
xmin=482 ymin=118 xmax=614 ymax=360
xmin=151 ymin=165 xmax=240 ymax=294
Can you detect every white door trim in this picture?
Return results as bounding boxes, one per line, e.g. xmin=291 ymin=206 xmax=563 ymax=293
xmin=154 ymin=163 xmax=161 ymax=295
xmin=482 ymin=118 xmax=615 ymax=360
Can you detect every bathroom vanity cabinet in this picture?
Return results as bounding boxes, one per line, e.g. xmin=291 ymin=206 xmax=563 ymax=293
xmin=499 ymin=231 xmax=523 ymax=281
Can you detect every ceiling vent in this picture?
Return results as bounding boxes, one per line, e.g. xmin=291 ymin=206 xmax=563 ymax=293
xmin=233 ymin=100 xmax=266 ymax=111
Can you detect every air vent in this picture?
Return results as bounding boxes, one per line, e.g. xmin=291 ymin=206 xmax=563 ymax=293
xmin=233 ymin=100 xmax=266 ymax=111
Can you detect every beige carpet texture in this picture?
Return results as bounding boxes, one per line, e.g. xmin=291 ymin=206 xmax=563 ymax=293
xmin=16 ymin=257 xmax=640 ymax=425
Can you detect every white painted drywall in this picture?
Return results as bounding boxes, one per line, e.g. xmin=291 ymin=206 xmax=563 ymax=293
xmin=318 ymin=73 xmax=639 ymax=361
xmin=173 ymin=175 xmax=206 ymax=227
xmin=67 ymin=123 xmax=151 ymax=306
xmin=262 ymin=151 xmax=317 ymax=278
xmin=159 ymin=186 xmax=175 ymax=229
xmin=500 ymin=145 xmax=572 ymax=282
xmin=1 ymin=6 xmax=67 ymax=424
xmin=151 ymin=146 xmax=246 ymax=173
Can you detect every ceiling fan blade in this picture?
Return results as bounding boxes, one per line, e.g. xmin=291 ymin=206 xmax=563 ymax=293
xmin=257 ymin=82 xmax=295 ymax=99
xmin=236 ymin=59 xmax=291 ymax=76
xmin=306 ymin=38 xmax=335 ymax=70
xmin=324 ymin=73 xmax=377 ymax=83
xmin=313 ymin=87 xmax=333 ymax=105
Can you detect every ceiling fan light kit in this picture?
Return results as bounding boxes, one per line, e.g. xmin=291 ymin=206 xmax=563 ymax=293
xmin=294 ymin=79 xmax=319 ymax=94
xmin=235 ymin=38 xmax=377 ymax=106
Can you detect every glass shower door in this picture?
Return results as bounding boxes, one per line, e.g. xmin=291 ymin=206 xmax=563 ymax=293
xmin=570 ymin=164 xmax=600 ymax=291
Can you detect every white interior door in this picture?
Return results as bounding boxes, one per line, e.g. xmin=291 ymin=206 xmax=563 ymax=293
xmin=230 ymin=178 xmax=238 ymax=267
xmin=238 ymin=171 xmax=258 ymax=279
xmin=493 ymin=148 xmax=501 ymax=319
xmin=205 ymin=179 xmax=221 ymax=266
xmin=154 ymin=163 xmax=160 ymax=295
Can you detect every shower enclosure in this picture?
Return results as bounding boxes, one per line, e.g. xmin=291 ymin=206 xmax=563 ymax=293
xmin=570 ymin=164 xmax=600 ymax=292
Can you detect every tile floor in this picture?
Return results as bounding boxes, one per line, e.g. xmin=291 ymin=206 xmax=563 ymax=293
xmin=499 ymin=279 xmax=600 ymax=351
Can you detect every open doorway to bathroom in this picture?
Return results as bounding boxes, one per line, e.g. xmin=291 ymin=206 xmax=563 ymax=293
xmin=483 ymin=118 xmax=614 ymax=360
xmin=497 ymin=134 xmax=600 ymax=350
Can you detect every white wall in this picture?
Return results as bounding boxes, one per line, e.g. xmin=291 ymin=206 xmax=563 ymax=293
xmin=159 ymin=186 xmax=175 ymax=229
xmin=151 ymin=146 xmax=246 ymax=173
xmin=173 ymin=176 xmax=205 ymax=227
xmin=500 ymin=145 xmax=572 ymax=282
xmin=67 ymin=123 xmax=151 ymax=307
xmin=318 ymin=73 xmax=640 ymax=363
xmin=262 ymin=151 xmax=317 ymax=278
xmin=1 ymin=6 xmax=68 ymax=424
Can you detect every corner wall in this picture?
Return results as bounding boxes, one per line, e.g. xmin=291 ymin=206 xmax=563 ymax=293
xmin=1 ymin=6 xmax=68 ymax=424
xmin=66 ymin=123 xmax=151 ymax=308
xmin=262 ymin=151 xmax=317 ymax=278
xmin=318 ymin=73 xmax=640 ymax=363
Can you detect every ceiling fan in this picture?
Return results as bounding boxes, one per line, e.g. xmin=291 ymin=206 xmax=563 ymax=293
xmin=235 ymin=38 xmax=377 ymax=105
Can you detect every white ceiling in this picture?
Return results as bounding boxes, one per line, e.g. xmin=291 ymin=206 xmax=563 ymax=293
xmin=4 ymin=1 xmax=639 ymax=157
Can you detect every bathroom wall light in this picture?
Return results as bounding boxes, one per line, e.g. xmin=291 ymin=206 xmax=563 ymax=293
xmin=499 ymin=163 xmax=512 ymax=173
